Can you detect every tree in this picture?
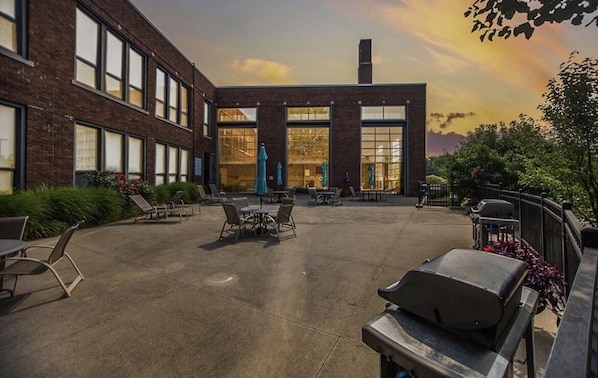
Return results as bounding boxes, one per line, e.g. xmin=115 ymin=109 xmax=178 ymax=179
xmin=465 ymin=0 xmax=598 ymax=41
xmin=539 ymin=52 xmax=598 ymax=224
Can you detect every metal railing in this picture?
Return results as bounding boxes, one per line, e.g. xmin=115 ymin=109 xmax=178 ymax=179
xmin=475 ymin=183 xmax=598 ymax=376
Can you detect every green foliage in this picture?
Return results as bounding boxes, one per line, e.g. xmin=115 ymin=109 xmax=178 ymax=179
xmin=425 ymin=175 xmax=447 ymax=184
xmin=465 ymin=0 xmax=598 ymax=41
xmin=540 ymin=52 xmax=598 ymax=224
xmin=426 ymin=154 xmax=451 ymax=177
xmin=154 ymin=181 xmax=199 ymax=204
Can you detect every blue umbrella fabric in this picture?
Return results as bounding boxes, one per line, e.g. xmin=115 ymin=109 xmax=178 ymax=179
xmin=321 ymin=161 xmax=328 ymax=187
xmin=276 ymin=161 xmax=283 ymax=187
xmin=368 ymin=163 xmax=375 ymax=186
xmin=255 ymin=143 xmax=268 ymax=206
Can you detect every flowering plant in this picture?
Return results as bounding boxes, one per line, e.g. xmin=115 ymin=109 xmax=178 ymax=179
xmin=87 ymin=170 xmax=152 ymax=198
xmin=484 ymin=240 xmax=566 ymax=320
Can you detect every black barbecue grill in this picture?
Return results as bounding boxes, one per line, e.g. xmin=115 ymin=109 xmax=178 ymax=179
xmin=469 ymin=199 xmax=518 ymax=249
xmin=362 ymin=248 xmax=538 ymax=377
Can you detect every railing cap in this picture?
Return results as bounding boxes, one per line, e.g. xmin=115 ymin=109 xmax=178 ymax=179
xmin=581 ymin=227 xmax=598 ymax=249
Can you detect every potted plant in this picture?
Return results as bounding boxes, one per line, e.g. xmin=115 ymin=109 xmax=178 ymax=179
xmin=483 ymin=240 xmax=566 ymax=321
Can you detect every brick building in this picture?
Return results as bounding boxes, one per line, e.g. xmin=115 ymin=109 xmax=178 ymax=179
xmin=0 ymin=0 xmax=426 ymax=196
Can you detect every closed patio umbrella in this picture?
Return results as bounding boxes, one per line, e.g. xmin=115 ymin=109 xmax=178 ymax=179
xmin=255 ymin=143 xmax=268 ymax=208
xmin=368 ymin=163 xmax=375 ymax=187
xmin=276 ymin=161 xmax=283 ymax=188
xmin=321 ymin=161 xmax=328 ymax=188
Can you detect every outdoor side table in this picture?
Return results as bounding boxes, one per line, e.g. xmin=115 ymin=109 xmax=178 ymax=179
xmin=362 ymin=287 xmax=538 ymax=378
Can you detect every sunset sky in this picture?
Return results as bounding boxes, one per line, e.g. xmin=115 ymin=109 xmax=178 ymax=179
xmin=130 ymin=0 xmax=598 ymax=140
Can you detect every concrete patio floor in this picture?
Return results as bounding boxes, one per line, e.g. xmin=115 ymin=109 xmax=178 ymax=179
xmin=0 ymin=194 xmax=557 ymax=377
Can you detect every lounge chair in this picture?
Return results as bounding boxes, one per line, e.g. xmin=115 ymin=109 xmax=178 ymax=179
xmin=167 ymin=190 xmax=198 ymax=216
xmin=0 ymin=223 xmax=84 ymax=298
xmin=264 ymin=204 xmax=296 ymax=242
xmin=0 ymin=216 xmax=29 ymax=256
xmin=348 ymin=186 xmax=361 ymax=201
xmin=329 ymin=188 xmax=343 ymax=206
xmin=285 ymin=187 xmax=296 ymax=201
xmin=265 ymin=188 xmax=275 ymax=203
xmin=308 ymin=187 xmax=323 ymax=205
xmin=219 ymin=203 xmax=254 ymax=243
xmin=208 ymin=183 xmax=228 ymax=204
xmin=128 ymin=194 xmax=184 ymax=223
xmin=197 ymin=185 xmax=212 ymax=204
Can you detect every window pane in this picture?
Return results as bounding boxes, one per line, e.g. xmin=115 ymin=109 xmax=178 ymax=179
xmin=76 ymin=60 xmax=96 ymax=87
xmin=168 ymin=146 xmax=177 ymax=173
xmin=155 ymin=69 xmax=165 ymax=117
xmin=180 ymin=86 xmax=188 ymax=126
xmin=0 ymin=0 xmax=15 ymax=16
xmin=106 ymin=31 xmax=123 ymax=78
xmin=0 ymin=170 xmax=13 ymax=195
xmin=180 ymin=149 xmax=189 ymax=176
xmin=155 ymin=143 xmax=165 ymax=174
xmin=105 ymin=131 xmax=123 ymax=172
xmin=106 ymin=74 xmax=123 ymax=98
xmin=203 ymin=102 xmax=210 ymax=136
xmin=129 ymin=48 xmax=143 ymax=88
xmin=75 ymin=124 xmax=98 ymax=170
xmin=0 ymin=104 xmax=15 ymax=169
xmin=217 ymin=108 xmax=257 ymax=122
xmin=168 ymin=77 xmax=178 ymax=122
xmin=361 ymin=106 xmax=383 ymax=120
xmin=128 ymin=136 xmax=143 ymax=174
xmin=0 ymin=13 xmax=16 ymax=52
xmin=129 ymin=87 xmax=142 ymax=107
xmin=76 ymin=9 xmax=98 ymax=64
xmin=218 ymin=127 xmax=257 ymax=192
xmin=287 ymin=127 xmax=329 ymax=189
xmin=287 ymin=107 xmax=330 ymax=121
xmin=385 ymin=106 xmax=406 ymax=120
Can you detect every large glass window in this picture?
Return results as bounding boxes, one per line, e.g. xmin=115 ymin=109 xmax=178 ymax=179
xmin=75 ymin=123 xmax=145 ymax=186
xmin=361 ymin=105 xmax=406 ymax=120
xmin=0 ymin=102 xmax=23 ymax=194
xmin=155 ymin=67 xmax=189 ymax=127
xmin=361 ymin=126 xmax=403 ymax=193
xmin=217 ymin=108 xmax=257 ymax=122
xmin=218 ymin=127 xmax=257 ymax=192
xmin=75 ymin=7 xmax=145 ymax=107
xmin=287 ymin=127 xmax=329 ymax=189
xmin=287 ymin=107 xmax=330 ymax=121
xmin=155 ymin=142 xmax=189 ymax=184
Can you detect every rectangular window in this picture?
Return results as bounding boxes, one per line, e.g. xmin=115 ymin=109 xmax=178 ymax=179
xmin=155 ymin=142 xmax=189 ymax=184
xmin=217 ymin=108 xmax=257 ymax=122
xmin=128 ymin=136 xmax=143 ymax=180
xmin=75 ymin=7 xmax=146 ymax=108
xmin=0 ymin=0 xmax=26 ymax=58
xmin=155 ymin=68 xmax=166 ymax=118
xmin=0 ymin=102 xmax=23 ymax=194
xmin=155 ymin=67 xmax=189 ymax=127
xmin=218 ymin=127 xmax=257 ymax=192
xmin=203 ymin=102 xmax=210 ymax=137
xmin=75 ymin=8 xmax=98 ymax=88
xmin=168 ymin=77 xmax=178 ymax=123
xmin=105 ymin=131 xmax=123 ymax=172
xmin=287 ymin=127 xmax=330 ymax=189
xmin=287 ymin=106 xmax=330 ymax=121
xmin=105 ymin=31 xmax=123 ymax=99
xmin=128 ymin=48 xmax=144 ymax=107
xmin=75 ymin=123 xmax=145 ymax=186
xmin=361 ymin=105 xmax=406 ymax=120
xmin=361 ymin=126 xmax=404 ymax=193
xmin=180 ymin=86 xmax=188 ymax=127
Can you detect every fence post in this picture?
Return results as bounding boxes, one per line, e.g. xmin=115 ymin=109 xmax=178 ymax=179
xmin=562 ymin=201 xmax=572 ymax=297
xmin=541 ymin=192 xmax=547 ymax=259
xmin=518 ymin=189 xmax=523 ymax=241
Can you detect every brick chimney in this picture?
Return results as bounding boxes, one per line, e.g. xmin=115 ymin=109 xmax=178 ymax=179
xmin=358 ymin=39 xmax=372 ymax=85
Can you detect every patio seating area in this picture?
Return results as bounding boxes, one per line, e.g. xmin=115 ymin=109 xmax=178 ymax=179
xmin=0 ymin=194 xmax=558 ymax=377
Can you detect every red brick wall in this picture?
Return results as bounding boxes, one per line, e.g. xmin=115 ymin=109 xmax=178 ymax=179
xmin=0 ymin=0 xmax=424 ymax=195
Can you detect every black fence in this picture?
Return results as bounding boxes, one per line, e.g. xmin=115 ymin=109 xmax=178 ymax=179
xmin=417 ymin=182 xmax=468 ymax=207
xmin=475 ymin=184 xmax=598 ymax=377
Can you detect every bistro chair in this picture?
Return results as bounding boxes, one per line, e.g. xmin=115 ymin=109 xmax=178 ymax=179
xmin=264 ymin=204 xmax=296 ymax=242
xmin=329 ymin=188 xmax=343 ymax=206
xmin=219 ymin=203 xmax=255 ymax=243
xmin=0 ymin=223 xmax=84 ymax=298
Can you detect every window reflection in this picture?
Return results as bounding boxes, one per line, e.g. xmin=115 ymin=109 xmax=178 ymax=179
xmin=217 ymin=108 xmax=257 ymax=122
xmin=287 ymin=127 xmax=329 ymax=189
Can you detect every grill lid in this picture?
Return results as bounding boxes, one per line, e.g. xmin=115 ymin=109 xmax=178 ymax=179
xmin=470 ymin=199 xmax=514 ymax=218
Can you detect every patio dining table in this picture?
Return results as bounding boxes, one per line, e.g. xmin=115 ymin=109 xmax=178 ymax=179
xmin=361 ymin=189 xmax=384 ymax=202
xmin=318 ymin=191 xmax=336 ymax=205
xmin=0 ymin=239 xmax=26 ymax=297
xmin=241 ymin=205 xmax=279 ymax=235
xmin=272 ymin=190 xmax=289 ymax=203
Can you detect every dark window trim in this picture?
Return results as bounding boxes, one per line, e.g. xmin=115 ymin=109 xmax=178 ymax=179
xmin=155 ymin=141 xmax=190 ymax=183
xmin=155 ymin=66 xmax=190 ymax=127
xmin=0 ymin=99 xmax=25 ymax=191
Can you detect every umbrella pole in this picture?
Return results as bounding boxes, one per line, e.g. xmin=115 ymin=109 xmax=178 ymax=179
xmin=260 ymin=196 xmax=263 ymax=208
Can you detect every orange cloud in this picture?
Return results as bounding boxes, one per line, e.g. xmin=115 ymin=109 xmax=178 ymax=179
xmin=231 ymin=59 xmax=297 ymax=84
